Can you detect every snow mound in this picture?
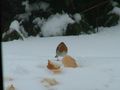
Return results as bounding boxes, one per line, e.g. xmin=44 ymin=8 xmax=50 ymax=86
xmin=41 ymin=13 xmax=75 ymax=37
xmin=33 ymin=17 xmax=45 ymax=28
xmin=9 ymin=20 xmax=25 ymax=39
xmin=111 ymin=7 xmax=120 ymax=16
xmin=9 ymin=20 xmax=20 ymax=32
xmin=73 ymin=13 xmax=81 ymax=23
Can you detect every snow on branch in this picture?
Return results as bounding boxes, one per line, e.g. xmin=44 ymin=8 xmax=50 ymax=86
xmin=41 ymin=13 xmax=75 ymax=37
xmin=22 ymin=0 xmax=50 ymax=13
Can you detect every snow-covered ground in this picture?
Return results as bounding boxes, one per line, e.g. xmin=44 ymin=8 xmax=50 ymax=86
xmin=2 ymin=22 xmax=120 ymax=90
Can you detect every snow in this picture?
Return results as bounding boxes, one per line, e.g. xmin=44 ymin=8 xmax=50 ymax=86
xmin=39 ymin=1 xmax=50 ymax=11
xmin=32 ymin=13 xmax=75 ymax=37
xmin=112 ymin=1 xmax=119 ymax=7
xmin=9 ymin=20 xmax=25 ymax=39
xmin=22 ymin=0 xmax=49 ymax=13
xmin=19 ymin=25 xmax=28 ymax=38
xmin=9 ymin=20 xmax=28 ymax=39
xmin=41 ymin=13 xmax=75 ymax=37
xmin=2 ymin=21 xmax=120 ymax=90
xmin=32 ymin=17 xmax=45 ymax=28
xmin=73 ymin=13 xmax=81 ymax=23
xmin=9 ymin=20 xmax=20 ymax=33
xmin=22 ymin=0 xmax=31 ymax=13
xmin=15 ymin=12 xmax=31 ymax=22
xmin=111 ymin=7 xmax=120 ymax=16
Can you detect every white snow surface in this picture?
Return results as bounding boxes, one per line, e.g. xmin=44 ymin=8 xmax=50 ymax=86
xmin=2 ymin=22 xmax=120 ymax=90
xmin=41 ymin=13 xmax=75 ymax=37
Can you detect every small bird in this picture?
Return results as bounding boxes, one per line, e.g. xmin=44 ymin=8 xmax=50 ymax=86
xmin=55 ymin=42 xmax=68 ymax=60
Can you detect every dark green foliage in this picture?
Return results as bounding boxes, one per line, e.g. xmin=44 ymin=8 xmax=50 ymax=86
xmin=79 ymin=20 xmax=95 ymax=34
xmin=50 ymin=0 xmax=76 ymax=14
xmin=50 ymin=0 xmax=114 ymax=28
xmin=1 ymin=0 xmax=25 ymax=33
xmin=22 ymin=21 xmax=38 ymax=36
xmin=1 ymin=0 xmax=50 ymax=34
xmin=104 ymin=13 xmax=119 ymax=27
xmin=114 ymin=0 xmax=120 ymax=4
xmin=1 ymin=0 xmax=120 ymax=41
xmin=115 ymin=1 xmax=120 ymax=7
xmin=66 ymin=18 xmax=95 ymax=35
xmin=82 ymin=0 xmax=113 ymax=27
xmin=2 ymin=31 xmax=23 ymax=42
xmin=116 ymin=4 xmax=120 ymax=8
xmin=66 ymin=23 xmax=81 ymax=35
xmin=31 ymin=10 xmax=51 ymax=19
xmin=33 ymin=24 xmax=41 ymax=36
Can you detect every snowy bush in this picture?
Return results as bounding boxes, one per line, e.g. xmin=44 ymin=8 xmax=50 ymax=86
xmin=39 ymin=1 xmax=50 ymax=12
xmin=15 ymin=12 xmax=31 ymax=22
xmin=111 ymin=7 xmax=120 ymax=16
xmin=22 ymin=0 xmax=50 ymax=13
xmin=103 ymin=13 xmax=119 ymax=27
xmin=102 ymin=6 xmax=120 ymax=27
xmin=32 ymin=17 xmax=46 ymax=36
xmin=66 ymin=14 xmax=95 ymax=35
xmin=41 ymin=13 xmax=75 ymax=37
xmin=20 ymin=25 xmax=28 ymax=38
xmin=32 ymin=17 xmax=45 ymax=28
xmin=66 ymin=23 xmax=82 ymax=35
xmin=73 ymin=13 xmax=81 ymax=23
xmin=9 ymin=20 xmax=24 ymax=38
xmin=2 ymin=20 xmax=28 ymax=41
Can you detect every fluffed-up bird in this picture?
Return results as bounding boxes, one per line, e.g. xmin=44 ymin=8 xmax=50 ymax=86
xmin=55 ymin=42 xmax=68 ymax=60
